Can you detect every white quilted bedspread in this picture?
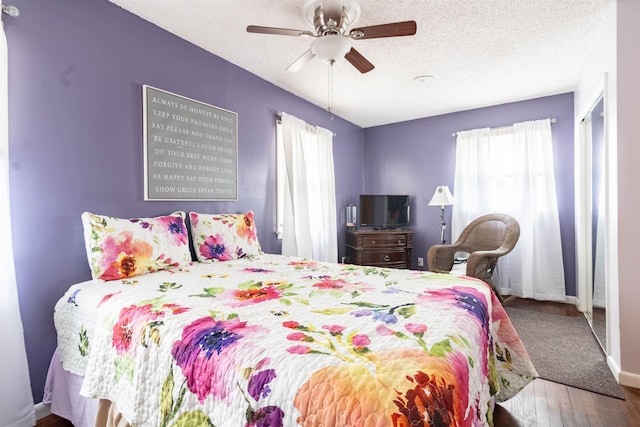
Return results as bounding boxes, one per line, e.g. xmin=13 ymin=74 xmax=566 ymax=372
xmin=54 ymin=254 xmax=537 ymax=427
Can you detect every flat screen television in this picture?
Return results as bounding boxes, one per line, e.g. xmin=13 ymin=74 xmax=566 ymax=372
xmin=359 ymin=194 xmax=410 ymax=228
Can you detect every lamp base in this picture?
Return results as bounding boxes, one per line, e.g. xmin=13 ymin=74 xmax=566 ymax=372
xmin=440 ymin=206 xmax=446 ymax=244
xmin=346 ymin=204 xmax=357 ymax=231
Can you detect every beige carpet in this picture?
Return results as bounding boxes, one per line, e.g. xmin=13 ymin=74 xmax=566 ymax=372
xmin=505 ymin=307 xmax=624 ymax=399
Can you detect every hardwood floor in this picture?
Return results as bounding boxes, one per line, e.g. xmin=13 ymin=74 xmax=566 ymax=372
xmin=36 ymin=298 xmax=640 ymax=427
xmin=496 ymin=298 xmax=640 ymax=427
xmin=35 ymin=414 xmax=72 ymax=427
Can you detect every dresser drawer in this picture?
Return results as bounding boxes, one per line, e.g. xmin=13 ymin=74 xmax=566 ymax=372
xmin=345 ymin=230 xmax=413 ymax=269
xmin=361 ymin=234 xmax=406 ymax=248
xmin=362 ymin=249 xmax=406 ymax=265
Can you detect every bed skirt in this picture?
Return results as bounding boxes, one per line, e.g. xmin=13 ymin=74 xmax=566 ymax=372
xmin=96 ymin=400 xmax=130 ymax=427
xmin=43 ymin=348 xmax=101 ymax=427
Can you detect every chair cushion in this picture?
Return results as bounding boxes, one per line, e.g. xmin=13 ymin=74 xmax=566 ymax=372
xmin=450 ymin=262 xmax=467 ymax=276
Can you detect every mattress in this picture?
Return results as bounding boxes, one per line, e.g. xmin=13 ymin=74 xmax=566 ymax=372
xmin=53 ymin=253 xmax=537 ymax=426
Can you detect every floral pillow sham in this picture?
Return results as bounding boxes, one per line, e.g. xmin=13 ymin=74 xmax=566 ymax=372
xmin=81 ymin=211 xmax=192 ymax=281
xmin=189 ymin=211 xmax=262 ymax=262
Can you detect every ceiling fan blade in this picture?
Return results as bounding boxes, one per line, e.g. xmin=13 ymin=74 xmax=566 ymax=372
xmin=286 ymin=49 xmax=316 ymax=72
xmin=345 ymin=47 xmax=374 ymax=74
xmin=350 ymin=20 xmax=417 ymax=40
xmin=247 ymin=25 xmax=314 ymax=38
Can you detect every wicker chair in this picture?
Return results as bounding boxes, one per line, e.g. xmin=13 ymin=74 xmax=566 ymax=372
xmin=427 ymin=213 xmax=520 ymax=304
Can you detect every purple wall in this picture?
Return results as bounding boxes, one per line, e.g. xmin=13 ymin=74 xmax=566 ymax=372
xmin=363 ymin=93 xmax=576 ymax=295
xmin=6 ymin=0 xmax=576 ymax=404
xmin=5 ymin=0 xmax=364 ymax=401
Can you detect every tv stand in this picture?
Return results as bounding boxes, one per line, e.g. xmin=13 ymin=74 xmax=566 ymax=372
xmin=345 ymin=229 xmax=413 ymax=269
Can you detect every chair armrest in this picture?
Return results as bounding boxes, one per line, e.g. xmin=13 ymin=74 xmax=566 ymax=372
xmin=427 ymin=244 xmax=460 ymax=273
xmin=465 ymin=251 xmax=495 ymax=281
xmin=465 ymin=243 xmax=514 ymax=281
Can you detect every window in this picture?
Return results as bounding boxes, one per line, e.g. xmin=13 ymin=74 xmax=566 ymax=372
xmin=453 ymin=119 xmax=566 ymax=301
xmin=275 ymin=113 xmax=338 ymax=262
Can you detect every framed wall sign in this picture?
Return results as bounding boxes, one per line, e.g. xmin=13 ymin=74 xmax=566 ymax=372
xmin=143 ymin=85 xmax=238 ymax=201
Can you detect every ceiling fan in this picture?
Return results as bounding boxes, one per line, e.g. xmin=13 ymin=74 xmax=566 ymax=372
xmin=246 ymin=0 xmax=417 ymax=74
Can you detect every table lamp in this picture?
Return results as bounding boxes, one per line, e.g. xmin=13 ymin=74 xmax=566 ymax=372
xmin=428 ymin=186 xmax=454 ymax=244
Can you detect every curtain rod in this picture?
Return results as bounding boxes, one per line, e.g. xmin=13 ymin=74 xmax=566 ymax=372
xmin=276 ymin=111 xmax=336 ymax=137
xmin=451 ymin=118 xmax=556 ymax=138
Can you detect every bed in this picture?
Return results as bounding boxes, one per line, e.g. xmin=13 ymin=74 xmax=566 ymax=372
xmin=48 ymin=211 xmax=537 ymax=427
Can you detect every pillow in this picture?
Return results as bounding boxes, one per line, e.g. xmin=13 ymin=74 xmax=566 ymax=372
xmin=81 ymin=211 xmax=192 ymax=281
xmin=189 ymin=211 xmax=262 ymax=262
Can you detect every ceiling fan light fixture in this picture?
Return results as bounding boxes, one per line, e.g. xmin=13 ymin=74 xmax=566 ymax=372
xmin=248 ymin=0 xmax=415 ymax=74
xmin=311 ymin=35 xmax=352 ymax=62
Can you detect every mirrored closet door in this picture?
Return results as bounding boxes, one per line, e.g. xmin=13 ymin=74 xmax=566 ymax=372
xmin=590 ymin=95 xmax=606 ymax=351
xmin=582 ymin=93 xmax=606 ymax=352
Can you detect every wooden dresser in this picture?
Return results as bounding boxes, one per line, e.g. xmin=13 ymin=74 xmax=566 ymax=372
xmin=345 ymin=229 xmax=413 ymax=269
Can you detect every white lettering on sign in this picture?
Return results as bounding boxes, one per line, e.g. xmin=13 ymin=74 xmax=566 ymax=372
xmin=153 ymin=161 xmax=183 ymax=169
xmin=151 ymin=97 xmax=179 ymax=109
xmin=145 ymin=86 xmax=237 ymax=200
xmin=152 ymin=109 xmax=170 ymax=118
xmin=162 ymin=174 xmax=184 ymax=181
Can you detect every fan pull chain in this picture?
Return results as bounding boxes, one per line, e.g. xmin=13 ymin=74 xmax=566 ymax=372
xmin=328 ymin=60 xmax=334 ymax=120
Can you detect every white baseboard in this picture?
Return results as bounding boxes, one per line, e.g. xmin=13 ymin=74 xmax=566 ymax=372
xmin=619 ymin=369 xmax=640 ymax=389
xmin=606 ymin=353 xmax=640 ymax=390
xmin=564 ymin=295 xmax=579 ymax=307
xmin=607 ymin=355 xmax=621 ymax=379
xmin=34 ymin=402 xmax=51 ymax=420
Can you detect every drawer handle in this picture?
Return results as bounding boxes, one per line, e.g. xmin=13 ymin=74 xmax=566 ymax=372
xmin=383 ymin=255 xmax=390 ymax=262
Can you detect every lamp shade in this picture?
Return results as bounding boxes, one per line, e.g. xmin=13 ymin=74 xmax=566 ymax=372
xmin=428 ymin=186 xmax=454 ymax=207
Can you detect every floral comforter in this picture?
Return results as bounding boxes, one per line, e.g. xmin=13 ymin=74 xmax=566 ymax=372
xmin=54 ymin=254 xmax=537 ymax=427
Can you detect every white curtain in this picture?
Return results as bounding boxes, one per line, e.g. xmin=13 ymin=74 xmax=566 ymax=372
xmin=453 ymin=119 xmax=566 ymax=301
xmin=0 ymin=11 xmax=37 ymax=427
xmin=279 ymin=113 xmax=338 ymax=262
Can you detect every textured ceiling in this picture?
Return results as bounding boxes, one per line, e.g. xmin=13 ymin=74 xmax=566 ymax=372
xmin=109 ymin=0 xmax=614 ymax=128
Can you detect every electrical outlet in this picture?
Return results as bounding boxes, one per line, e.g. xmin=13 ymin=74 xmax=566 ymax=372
xmin=417 ymin=257 xmax=424 ymax=267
